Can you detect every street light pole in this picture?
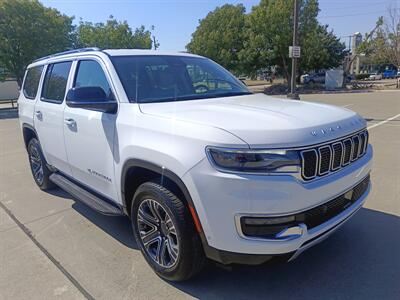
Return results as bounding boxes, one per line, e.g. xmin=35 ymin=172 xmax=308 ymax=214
xmin=288 ymin=0 xmax=300 ymax=100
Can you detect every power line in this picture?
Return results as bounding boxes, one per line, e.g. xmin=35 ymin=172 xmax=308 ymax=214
xmin=320 ymin=9 xmax=399 ymax=19
xmin=320 ymin=0 xmax=395 ymax=10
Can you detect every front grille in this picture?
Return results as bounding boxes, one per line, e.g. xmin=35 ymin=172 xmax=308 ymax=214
xmin=301 ymin=129 xmax=368 ymax=181
xmin=240 ymin=175 xmax=370 ymax=238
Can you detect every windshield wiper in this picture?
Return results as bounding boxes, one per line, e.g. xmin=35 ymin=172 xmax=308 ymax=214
xmin=139 ymin=91 xmax=252 ymax=103
xmin=207 ymin=91 xmax=253 ymax=98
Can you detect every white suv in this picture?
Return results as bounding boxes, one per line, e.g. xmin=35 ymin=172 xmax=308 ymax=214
xmin=19 ymin=48 xmax=372 ymax=281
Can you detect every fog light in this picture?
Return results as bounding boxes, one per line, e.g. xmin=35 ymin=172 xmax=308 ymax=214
xmin=241 ymin=215 xmax=298 ymax=238
xmin=344 ymin=189 xmax=354 ymax=200
xmin=276 ymin=225 xmax=304 ymax=239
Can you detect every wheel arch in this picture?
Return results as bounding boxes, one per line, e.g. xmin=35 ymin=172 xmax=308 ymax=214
xmin=121 ymin=159 xmax=202 ymax=230
xmin=22 ymin=123 xmax=38 ymax=149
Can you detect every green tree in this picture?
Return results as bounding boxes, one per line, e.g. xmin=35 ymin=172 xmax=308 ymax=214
xmin=358 ymin=8 xmax=399 ymax=68
xmin=186 ymin=4 xmax=246 ymax=74
xmin=75 ymin=16 xmax=153 ymax=49
xmin=0 ymin=0 xmax=74 ymax=87
xmin=241 ymin=0 xmax=346 ymax=81
xmin=299 ymin=25 xmax=347 ymax=73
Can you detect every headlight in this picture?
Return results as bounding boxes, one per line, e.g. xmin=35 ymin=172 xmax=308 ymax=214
xmin=206 ymin=147 xmax=300 ymax=174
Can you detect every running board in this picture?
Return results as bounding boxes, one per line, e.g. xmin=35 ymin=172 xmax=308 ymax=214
xmin=49 ymin=173 xmax=123 ymax=216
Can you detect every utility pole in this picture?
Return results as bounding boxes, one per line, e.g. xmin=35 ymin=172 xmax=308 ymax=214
xmin=151 ymin=25 xmax=158 ymax=50
xmin=153 ymin=35 xmax=158 ymax=50
xmin=288 ymin=0 xmax=300 ymax=100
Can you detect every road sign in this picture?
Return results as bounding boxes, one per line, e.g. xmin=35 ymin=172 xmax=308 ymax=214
xmin=289 ymin=46 xmax=301 ymax=58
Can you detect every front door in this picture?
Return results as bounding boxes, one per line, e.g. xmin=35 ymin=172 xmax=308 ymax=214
xmin=34 ymin=61 xmax=73 ymax=176
xmin=63 ymin=58 xmax=118 ymax=201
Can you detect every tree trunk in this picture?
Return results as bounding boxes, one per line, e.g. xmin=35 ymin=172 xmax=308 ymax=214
xmin=281 ymin=55 xmax=290 ymax=84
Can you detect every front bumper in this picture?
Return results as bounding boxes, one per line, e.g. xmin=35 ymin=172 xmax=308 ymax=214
xmin=183 ymin=145 xmax=372 ymax=262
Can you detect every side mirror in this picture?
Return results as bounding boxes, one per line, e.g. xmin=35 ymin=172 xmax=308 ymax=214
xmin=66 ymin=87 xmax=117 ymax=114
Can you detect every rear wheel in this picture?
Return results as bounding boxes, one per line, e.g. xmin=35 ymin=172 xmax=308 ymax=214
xmin=131 ymin=182 xmax=205 ymax=281
xmin=27 ymin=138 xmax=55 ymax=190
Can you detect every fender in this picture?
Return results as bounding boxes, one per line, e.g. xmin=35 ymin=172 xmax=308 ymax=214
xmin=120 ymin=158 xmax=219 ymax=258
xmin=22 ymin=123 xmax=39 ymax=149
xmin=121 ymin=158 xmax=194 ymax=212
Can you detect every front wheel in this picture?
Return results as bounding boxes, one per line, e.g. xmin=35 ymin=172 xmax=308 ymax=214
xmin=131 ymin=182 xmax=205 ymax=281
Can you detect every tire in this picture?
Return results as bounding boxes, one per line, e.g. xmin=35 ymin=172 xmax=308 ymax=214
xmin=131 ymin=181 xmax=205 ymax=281
xmin=27 ymin=138 xmax=55 ymax=190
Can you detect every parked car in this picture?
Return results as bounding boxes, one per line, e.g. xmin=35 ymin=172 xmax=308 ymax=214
xmin=19 ymin=48 xmax=372 ymax=281
xmin=257 ymin=72 xmax=273 ymax=83
xmin=396 ymin=70 xmax=400 ymax=78
xmin=369 ymin=73 xmax=382 ymax=80
xmin=303 ymin=72 xmax=325 ymax=84
xmin=383 ymin=69 xmax=397 ymax=79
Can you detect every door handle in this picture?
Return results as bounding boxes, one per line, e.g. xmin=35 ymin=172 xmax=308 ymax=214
xmin=64 ymin=118 xmax=76 ymax=127
xmin=35 ymin=110 xmax=42 ymax=120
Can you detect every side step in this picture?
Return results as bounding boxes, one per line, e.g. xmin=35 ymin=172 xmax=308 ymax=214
xmin=50 ymin=173 xmax=123 ymax=216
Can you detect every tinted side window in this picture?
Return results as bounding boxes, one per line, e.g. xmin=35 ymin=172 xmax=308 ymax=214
xmin=74 ymin=60 xmax=113 ymax=100
xmin=23 ymin=66 xmax=43 ymax=99
xmin=41 ymin=62 xmax=72 ymax=103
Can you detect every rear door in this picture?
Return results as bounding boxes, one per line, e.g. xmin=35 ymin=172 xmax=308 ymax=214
xmin=63 ymin=58 xmax=118 ymax=201
xmin=19 ymin=65 xmax=44 ymax=128
xmin=34 ymin=61 xmax=73 ymax=175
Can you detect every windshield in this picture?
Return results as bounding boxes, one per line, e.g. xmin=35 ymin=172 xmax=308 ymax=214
xmin=111 ymin=55 xmax=251 ymax=103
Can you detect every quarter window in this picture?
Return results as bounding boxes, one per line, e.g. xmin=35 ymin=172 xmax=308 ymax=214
xmin=74 ymin=60 xmax=113 ymax=100
xmin=41 ymin=61 xmax=72 ymax=103
xmin=23 ymin=66 xmax=43 ymax=99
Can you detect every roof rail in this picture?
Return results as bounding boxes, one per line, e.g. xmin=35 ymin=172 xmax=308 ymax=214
xmin=32 ymin=47 xmax=101 ymax=63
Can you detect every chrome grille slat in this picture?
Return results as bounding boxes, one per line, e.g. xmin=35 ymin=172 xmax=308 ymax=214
xmin=300 ymin=129 xmax=368 ymax=181
xmin=342 ymin=138 xmax=352 ymax=166
xmin=331 ymin=142 xmax=343 ymax=170
xmin=351 ymin=135 xmax=360 ymax=161
xmin=318 ymin=146 xmax=332 ymax=176
xmin=301 ymin=149 xmax=318 ymax=179
xmin=359 ymin=131 xmax=367 ymax=156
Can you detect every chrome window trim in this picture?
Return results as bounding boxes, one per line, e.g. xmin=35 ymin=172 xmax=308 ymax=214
xmin=318 ymin=146 xmax=332 ymax=176
xmin=300 ymin=149 xmax=318 ymax=180
xmin=331 ymin=142 xmax=343 ymax=171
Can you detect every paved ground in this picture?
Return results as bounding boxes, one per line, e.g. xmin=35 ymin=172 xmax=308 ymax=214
xmin=1 ymin=91 xmax=399 ymax=300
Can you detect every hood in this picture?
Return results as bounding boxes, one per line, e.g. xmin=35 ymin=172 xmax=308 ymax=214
xmin=139 ymin=93 xmax=366 ymax=148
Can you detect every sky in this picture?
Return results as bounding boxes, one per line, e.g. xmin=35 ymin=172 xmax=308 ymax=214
xmin=41 ymin=0 xmax=399 ymax=51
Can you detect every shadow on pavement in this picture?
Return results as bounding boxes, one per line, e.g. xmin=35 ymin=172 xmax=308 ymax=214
xmin=48 ymin=187 xmax=138 ymax=249
xmin=172 ymin=208 xmax=399 ymax=299
xmin=46 ymin=186 xmax=399 ymax=299
xmin=0 ymin=107 xmax=18 ymax=120
xmin=72 ymin=201 xmax=138 ymax=249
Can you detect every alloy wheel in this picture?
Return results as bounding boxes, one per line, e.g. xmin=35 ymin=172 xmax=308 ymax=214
xmin=137 ymin=199 xmax=179 ymax=268
xmin=29 ymin=144 xmax=44 ymax=185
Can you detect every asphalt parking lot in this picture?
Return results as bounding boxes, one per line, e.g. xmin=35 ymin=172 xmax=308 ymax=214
xmin=1 ymin=91 xmax=399 ymax=300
